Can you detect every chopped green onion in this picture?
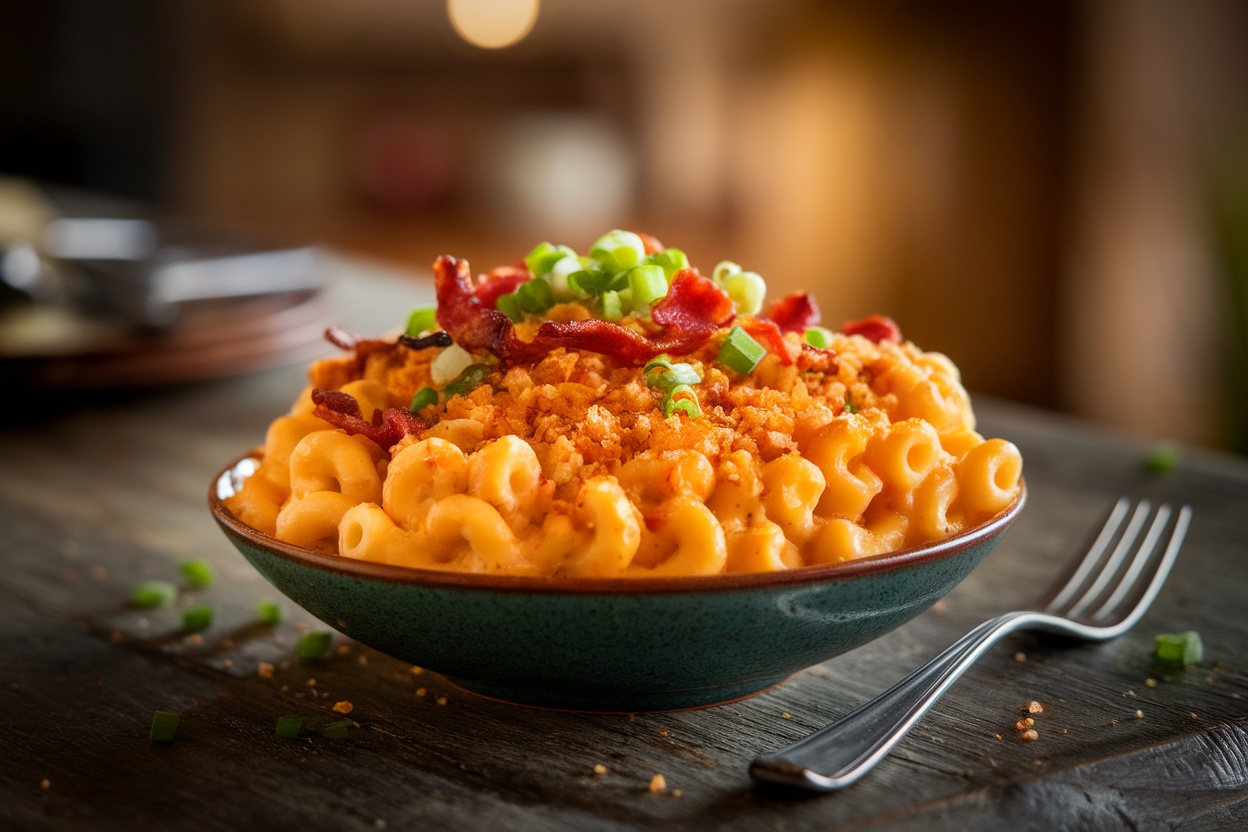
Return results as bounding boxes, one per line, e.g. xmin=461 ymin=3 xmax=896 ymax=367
xmin=524 ymin=242 xmax=577 ymax=276
xmin=643 ymin=356 xmax=702 ymax=390
xmin=804 ymin=326 xmax=835 ymax=349
xmin=409 ymin=387 xmax=439 ymax=412
xmin=316 ymin=720 xmax=353 ymax=740
xmin=717 ymin=326 xmax=767 ymax=374
xmin=600 ymin=290 xmax=623 ymax=321
xmin=496 ymin=292 xmax=523 ymax=322
xmin=149 ymin=710 xmax=179 ymax=743
xmin=256 ymin=600 xmax=283 ymax=626
xmin=722 ymin=270 xmax=767 ymax=315
xmin=548 ymin=254 xmax=582 ymax=298
xmin=567 ymin=268 xmax=613 ymax=297
xmin=516 ymin=278 xmax=555 ymax=315
xmin=182 ymin=605 xmax=214 ymax=633
xmin=589 ymin=229 xmax=645 ymax=274
xmin=296 ymin=630 xmax=334 ymax=660
xmin=1144 ymin=442 xmax=1181 ymax=474
xmin=667 ymin=398 xmax=701 ymax=419
xmin=661 ymin=383 xmax=702 ymax=419
xmin=405 ymin=307 xmax=438 ymax=336
xmin=646 ymin=248 xmax=689 ymax=279
xmin=131 ymin=581 xmax=178 ymax=609
xmin=179 ymin=560 xmax=215 ymax=589
xmin=430 ymin=343 xmax=475 ymax=385
xmin=712 ymin=260 xmax=742 ymax=284
xmin=843 ymin=396 xmax=858 ymax=414
xmin=627 ymin=265 xmax=668 ymax=309
xmin=1155 ymin=631 xmax=1202 ymax=667
xmin=443 ymin=363 xmax=491 ymax=398
xmin=275 ymin=715 xmax=304 ymax=739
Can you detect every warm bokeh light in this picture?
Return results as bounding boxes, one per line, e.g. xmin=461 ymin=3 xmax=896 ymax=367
xmin=447 ymin=0 xmax=539 ymax=50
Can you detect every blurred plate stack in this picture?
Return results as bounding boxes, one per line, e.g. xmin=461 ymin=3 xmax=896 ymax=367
xmin=0 ymin=178 xmax=331 ymax=390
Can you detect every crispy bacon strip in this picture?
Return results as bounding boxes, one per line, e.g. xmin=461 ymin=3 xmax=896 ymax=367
xmin=474 ymin=264 xmax=530 ymax=310
xmin=763 ymin=292 xmax=821 ymax=334
xmin=841 ymin=314 xmax=902 ymax=344
xmin=311 ymin=389 xmax=425 ymax=449
xmin=434 ymin=256 xmax=735 ymax=365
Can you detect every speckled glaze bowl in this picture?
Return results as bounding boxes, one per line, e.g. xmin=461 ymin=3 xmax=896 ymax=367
xmin=210 ymin=454 xmax=1025 ymax=711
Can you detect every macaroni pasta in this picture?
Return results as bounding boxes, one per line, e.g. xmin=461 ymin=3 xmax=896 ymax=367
xmin=225 ymin=236 xmax=1023 ymax=577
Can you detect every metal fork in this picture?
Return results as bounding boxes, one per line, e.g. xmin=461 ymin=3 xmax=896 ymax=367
xmin=750 ymin=498 xmax=1192 ymax=792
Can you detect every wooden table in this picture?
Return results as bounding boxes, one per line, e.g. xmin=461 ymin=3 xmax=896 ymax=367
xmin=3 ymin=262 xmax=1247 ymax=831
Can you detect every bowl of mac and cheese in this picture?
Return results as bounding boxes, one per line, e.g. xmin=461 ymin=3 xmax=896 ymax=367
xmin=210 ymin=230 xmax=1025 ymax=710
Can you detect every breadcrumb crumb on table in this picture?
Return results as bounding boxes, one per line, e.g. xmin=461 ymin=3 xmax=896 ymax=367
xmin=1022 ymin=729 xmax=1039 ymax=742
xmin=257 ymin=662 xmax=275 ymax=679
xmin=648 ymin=774 xmax=667 ymax=793
xmin=1026 ymin=701 xmax=1044 ymax=714
xmin=332 ymin=700 xmax=354 ymax=715
xmin=40 ymin=779 xmax=51 ymax=790
xmin=593 ymin=764 xmax=608 ymax=776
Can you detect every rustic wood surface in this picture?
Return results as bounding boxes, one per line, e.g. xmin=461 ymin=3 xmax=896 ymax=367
xmin=2 ymin=265 xmax=1247 ymax=831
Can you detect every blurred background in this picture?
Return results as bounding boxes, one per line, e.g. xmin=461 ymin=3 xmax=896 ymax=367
xmin=2 ymin=0 xmax=1247 ymax=453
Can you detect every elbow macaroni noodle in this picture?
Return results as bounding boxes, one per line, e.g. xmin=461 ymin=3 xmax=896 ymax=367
xmin=226 ymin=324 xmax=1023 ymax=577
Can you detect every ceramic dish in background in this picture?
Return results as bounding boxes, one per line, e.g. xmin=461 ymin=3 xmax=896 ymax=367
xmin=210 ymin=452 xmax=1026 ymax=712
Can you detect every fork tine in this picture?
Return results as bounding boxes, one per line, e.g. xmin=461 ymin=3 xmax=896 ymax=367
xmin=1090 ymin=504 xmax=1172 ymax=621
xmin=1045 ymin=496 xmax=1131 ymax=611
xmin=1064 ymin=500 xmax=1154 ymax=619
xmin=1092 ymin=504 xmax=1191 ymax=628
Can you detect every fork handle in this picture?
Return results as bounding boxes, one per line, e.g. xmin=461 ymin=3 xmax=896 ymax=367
xmin=750 ymin=610 xmax=1040 ymax=791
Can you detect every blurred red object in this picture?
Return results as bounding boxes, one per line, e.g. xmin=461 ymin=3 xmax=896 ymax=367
xmin=353 ymin=115 xmax=457 ymax=213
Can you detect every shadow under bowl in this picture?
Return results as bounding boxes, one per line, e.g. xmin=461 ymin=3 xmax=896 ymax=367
xmin=210 ymin=453 xmax=1025 ymax=711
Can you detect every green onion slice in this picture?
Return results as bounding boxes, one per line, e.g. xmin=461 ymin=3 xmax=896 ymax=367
xmin=275 ymin=715 xmax=304 ymax=739
xmin=1155 ymin=631 xmax=1202 ymax=667
xmin=589 ymin=229 xmax=645 ymax=274
xmin=443 ymin=363 xmax=492 ymax=398
xmin=496 ymin=292 xmax=523 ymax=322
xmin=405 ymin=307 xmax=438 ymax=336
xmin=712 ymin=260 xmax=742 ymax=284
xmin=524 ymin=242 xmax=577 ymax=277
xmin=317 ymin=720 xmax=352 ymax=740
xmin=131 ymin=581 xmax=178 ymax=609
xmin=1144 ymin=442 xmax=1181 ymax=474
xmin=722 ymin=270 xmax=766 ymax=315
xmin=256 ymin=600 xmax=283 ymax=626
xmin=516 ymin=278 xmax=555 ymax=315
xmin=179 ymin=560 xmax=214 ymax=589
xmin=646 ymin=248 xmax=689 ymax=279
xmin=804 ymin=326 xmax=835 ymax=349
xmin=149 ymin=710 xmax=180 ymax=743
xmin=717 ymin=326 xmax=767 ymax=374
xmin=567 ymin=268 xmax=613 ymax=297
xmin=661 ymin=383 xmax=702 ymax=419
xmin=296 ymin=630 xmax=333 ymax=660
xmin=643 ymin=356 xmax=701 ymax=390
xmin=600 ymin=290 xmax=623 ymax=321
xmin=627 ymin=265 xmax=668 ymax=309
xmin=182 ymin=605 xmax=214 ymax=633
xmin=409 ymin=387 xmax=439 ymax=412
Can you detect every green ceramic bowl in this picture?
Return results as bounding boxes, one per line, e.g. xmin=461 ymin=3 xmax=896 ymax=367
xmin=210 ymin=453 xmax=1025 ymax=711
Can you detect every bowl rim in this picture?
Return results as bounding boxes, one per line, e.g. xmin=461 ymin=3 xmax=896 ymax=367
xmin=209 ymin=451 xmax=1026 ymax=595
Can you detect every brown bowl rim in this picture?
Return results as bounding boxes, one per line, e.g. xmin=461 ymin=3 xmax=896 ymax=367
xmin=209 ymin=451 xmax=1026 ymax=595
